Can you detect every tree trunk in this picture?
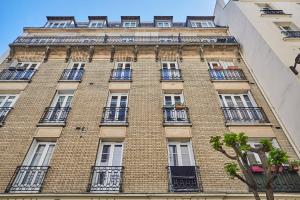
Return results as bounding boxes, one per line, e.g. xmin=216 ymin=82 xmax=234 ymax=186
xmin=252 ymin=190 xmax=261 ymax=200
xmin=266 ymin=186 xmax=275 ymax=200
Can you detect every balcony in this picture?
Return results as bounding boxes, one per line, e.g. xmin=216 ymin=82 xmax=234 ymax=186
xmin=38 ymin=107 xmax=71 ymax=125
xmin=0 ymin=69 xmax=36 ymax=81
xmin=88 ymin=166 xmax=124 ymax=193
xmin=100 ymin=107 xmax=129 ymax=126
xmin=221 ymin=107 xmax=269 ymax=124
xmin=167 ymin=166 xmax=201 ymax=192
xmin=59 ymin=69 xmax=84 ymax=81
xmin=161 ymin=69 xmax=182 ymax=81
xmin=261 ymin=9 xmax=286 ymax=15
xmin=11 ymin=36 xmax=238 ymax=46
xmin=0 ymin=107 xmax=13 ymax=125
xmin=209 ymin=69 xmax=246 ymax=81
xmin=163 ymin=106 xmax=191 ymax=126
xmin=5 ymin=166 xmax=50 ymax=193
xmin=251 ymin=167 xmax=300 ymax=192
xmin=110 ymin=69 xmax=132 ymax=81
xmin=282 ymin=31 xmax=300 ymax=38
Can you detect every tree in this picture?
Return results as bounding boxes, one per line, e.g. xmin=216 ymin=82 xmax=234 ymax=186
xmin=210 ymin=132 xmax=289 ymax=200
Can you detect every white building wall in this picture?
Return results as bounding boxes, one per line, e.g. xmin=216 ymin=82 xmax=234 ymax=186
xmin=214 ymin=0 xmax=300 ymax=154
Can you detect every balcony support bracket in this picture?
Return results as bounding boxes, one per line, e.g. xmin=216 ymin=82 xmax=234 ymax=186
xmin=88 ymin=46 xmax=94 ymax=63
xmin=133 ymin=45 xmax=138 ymax=62
xmin=110 ymin=46 xmax=115 ymax=62
xmin=177 ymin=45 xmax=183 ymax=62
xmin=43 ymin=46 xmax=51 ymax=63
xmin=65 ymin=46 xmax=71 ymax=63
xmin=199 ymin=46 xmax=204 ymax=62
xmin=155 ymin=45 xmax=160 ymax=62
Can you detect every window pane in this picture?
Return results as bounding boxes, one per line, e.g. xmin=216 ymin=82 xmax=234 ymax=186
xmin=100 ymin=145 xmax=111 ymax=165
xmin=112 ymin=145 xmax=122 ymax=166
xmin=30 ymin=145 xmax=46 ymax=166
xmin=180 ymin=145 xmax=191 ymax=166
xmin=168 ymin=145 xmax=178 ymax=166
xmin=42 ymin=144 xmax=55 ymax=166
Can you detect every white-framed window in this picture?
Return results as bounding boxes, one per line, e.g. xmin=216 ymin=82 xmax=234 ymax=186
xmin=107 ymin=93 xmax=128 ymax=108
xmin=123 ymin=21 xmax=137 ymax=28
xmin=208 ymin=61 xmax=234 ymax=69
xmin=247 ymin=139 xmax=280 ymax=165
xmin=13 ymin=62 xmax=40 ymax=70
xmin=51 ymin=91 xmax=74 ymax=108
xmin=96 ymin=142 xmax=124 ymax=166
xmin=115 ymin=62 xmax=131 ymax=70
xmin=157 ymin=21 xmax=172 ymax=28
xmin=0 ymin=95 xmax=18 ymax=108
xmin=23 ymin=141 xmax=56 ymax=166
xmin=164 ymin=93 xmax=184 ymax=106
xmin=168 ymin=141 xmax=195 ymax=166
xmin=162 ymin=61 xmax=178 ymax=70
xmin=69 ymin=62 xmax=85 ymax=70
xmin=190 ymin=20 xmax=215 ymax=28
xmin=89 ymin=20 xmax=105 ymax=28
xmin=45 ymin=21 xmax=72 ymax=28
xmin=219 ymin=93 xmax=257 ymax=108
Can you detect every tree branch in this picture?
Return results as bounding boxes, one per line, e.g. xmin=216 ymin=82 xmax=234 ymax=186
xmin=217 ymin=148 xmax=237 ymax=160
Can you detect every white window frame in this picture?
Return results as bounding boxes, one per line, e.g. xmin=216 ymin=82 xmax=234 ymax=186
xmin=190 ymin=20 xmax=215 ymax=28
xmin=96 ymin=142 xmax=124 ymax=166
xmin=51 ymin=91 xmax=74 ymax=108
xmin=69 ymin=62 xmax=85 ymax=70
xmin=208 ymin=61 xmax=234 ymax=69
xmin=123 ymin=21 xmax=137 ymax=28
xmin=89 ymin=20 xmax=105 ymax=28
xmin=164 ymin=93 xmax=184 ymax=105
xmin=161 ymin=61 xmax=179 ymax=70
xmin=115 ymin=62 xmax=131 ymax=70
xmin=23 ymin=141 xmax=56 ymax=166
xmin=219 ymin=92 xmax=257 ymax=108
xmin=107 ymin=93 xmax=128 ymax=107
xmin=167 ymin=141 xmax=195 ymax=166
xmin=46 ymin=21 xmax=73 ymax=28
xmin=0 ymin=94 xmax=18 ymax=108
xmin=156 ymin=21 xmax=172 ymax=28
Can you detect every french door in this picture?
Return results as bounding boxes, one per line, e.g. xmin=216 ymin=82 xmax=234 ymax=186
xmin=164 ymin=94 xmax=186 ymax=121
xmin=106 ymin=93 xmax=128 ymax=121
xmin=115 ymin=62 xmax=131 ymax=79
xmin=168 ymin=142 xmax=195 ymax=166
xmin=67 ymin=62 xmax=85 ymax=80
xmin=0 ymin=95 xmax=18 ymax=120
xmin=93 ymin=142 xmax=123 ymax=192
xmin=162 ymin=62 xmax=179 ymax=79
xmin=48 ymin=93 xmax=73 ymax=121
xmin=13 ymin=142 xmax=55 ymax=191
xmin=219 ymin=94 xmax=262 ymax=121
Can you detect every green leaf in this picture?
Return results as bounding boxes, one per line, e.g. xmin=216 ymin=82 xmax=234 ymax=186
xmin=268 ymin=148 xmax=289 ymax=165
xmin=224 ymin=162 xmax=239 ymax=179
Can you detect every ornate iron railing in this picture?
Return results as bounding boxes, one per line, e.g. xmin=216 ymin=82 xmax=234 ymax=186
xmin=167 ymin=166 xmax=201 ymax=192
xmin=163 ymin=106 xmax=190 ymax=123
xmin=88 ymin=166 xmax=124 ymax=193
xmin=0 ymin=107 xmax=13 ymax=124
xmin=0 ymin=69 xmax=36 ymax=81
xmin=39 ymin=107 xmax=71 ymax=123
xmin=5 ymin=166 xmax=50 ymax=193
xmin=251 ymin=167 xmax=300 ymax=192
xmin=11 ymin=36 xmax=238 ymax=46
xmin=60 ymin=69 xmax=84 ymax=81
xmin=221 ymin=107 xmax=269 ymax=123
xmin=101 ymin=107 xmax=128 ymax=123
xmin=161 ymin=69 xmax=182 ymax=81
xmin=110 ymin=69 xmax=132 ymax=81
xmin=209 ymin=69 xmax=246 ymax=80
xmin=282 ymin=31 xmax=300 ymax=38
xmin=261 ymin=9 xmax=286 ymax=15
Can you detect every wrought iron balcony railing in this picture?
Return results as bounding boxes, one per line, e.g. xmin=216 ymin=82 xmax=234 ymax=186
xmin=167 ymin=166 xmax=201 ymax=192
xmin=161 ymin=69 xmax=182 ymax=81
xmin=221 ymin=107 xmax=269 ymax=123
xmin=209 ymin=69 xmax=246 ymax=80
xmin=261 ymin=9 xmax=286 ymax=15
xmin=251 ymin=167 xmax=300 ymax=192
xmin=39 ymin=107 xmax=71 ymax=124
xmin=0 ymin=69 xmax=36 ymax=81
xmin=88 ymin=166 xmax=124 ymax=193
xmin=163 ymin=106 xmax=190 ymax=124
xmin=5 ymin=166 xmax=50 ymax=193
xmin=282 ymin=31 xmax=300 ymax=38
xmin=110 ymin=69 xmax=132 ymax=81
xmin=0 ymin=107 xmax=13 ymax=124
xmin=101 ymin=107 xmax=128 ymax=124
xmin=60 ymin=69 xmax=84 ymax=81
xmin=11 ymin=36 xmax=238 ymax=46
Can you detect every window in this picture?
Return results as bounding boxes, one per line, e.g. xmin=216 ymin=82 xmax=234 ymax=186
xmin=219 ymin=93 xmax=256 ymax=108
xmin=157 ymin=21 xmax=171 ymax=28
xmin=164 ymin=93 xmax=184 ymax=106
xmin=90 ymin=142 xmax=124 ymax=192
xmin=161 ymin=62 xmax=181 ymax=80
xmin=163 ymin=93 xmax=189 ymax=123
xmin=190 ymin=20 xmax=215 ymax=28
xmin=159 ymin=37 xmax=173 ymax=43
xmin=13 ymin=62 xmax=39 ymax=70
xmin=0 ymin=95 xmax=18 ymax=108
xmin=276 ymin=22 xmax=298 ymax=32
xmin=89 ymin=20 xmax=105 ymax=28
xmin=123 ymin=21 xmax=137 ymax=28
xmin=8 ymin=141 xmax=55 ymax=192
xmin=51 ymin=91 xmax=74 ymax=108
xmin=69 ymin=62 xmax=85 ymax=70
xmin=103 ymin=93 xmax=128 ymax=122
xmin=121 ymin=36 xmax=135 ymax=43
xmin=45 ymin=21 xmax=72 ymax=28
xmin=208 ymin=61 xmax=234 ymax=69
xmin=168 ymin=141 xmax=195 ymax=166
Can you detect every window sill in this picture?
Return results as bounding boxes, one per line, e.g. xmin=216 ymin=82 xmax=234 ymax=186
xmin=37 ymin=122 xmax=66 ymax=127
xmin=225 ymin=122 xmax=273 ymax=127
xmin=0 ymin=80 xmax=30 ymax=82
xmin=210 ymin=79 xmax=248 ymax=82
xmin=58 ymin=80 xmax=81 ymax=82
xmin=163 ymin=122 xmax=192 ymax=127
xmin=260 ymin=14 xmax=292 ymax=18
xmin=99 ymin=122 xmax=129 ymax=127
xmin=160 ymin=79 xmax=184 ymax=82
xmin=109 ymin=80 xmax=132 ymax=82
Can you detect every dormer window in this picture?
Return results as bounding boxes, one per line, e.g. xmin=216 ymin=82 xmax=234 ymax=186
xmin=89 ymin=20 xmax=105 ymax=28
xmin=190 ymin=20 xmax=215 ymax=28
xmin=123 ymin=21 xmax=137 ymax=28
xmin=46 ymin=21 xmax=72 ymax=28
xmin=157 ymin=21 xmax=172 ymax=28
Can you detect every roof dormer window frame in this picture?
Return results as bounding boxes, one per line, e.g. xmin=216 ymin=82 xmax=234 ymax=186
xmin=45 ymin=20 xmax=73 ymax=28
xmin=156 ymin=20 xmax=172 ymax=28
xmin=190 ymin=20 xmax=215 ymax=28
xmin=89 ymin=20 xmax=106 ymax=28
xmin=123 ymin=20 xmax=137 ymax=28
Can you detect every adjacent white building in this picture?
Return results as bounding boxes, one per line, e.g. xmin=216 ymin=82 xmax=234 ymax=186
xmin=214 ymin=0 xmax=300 ymax=154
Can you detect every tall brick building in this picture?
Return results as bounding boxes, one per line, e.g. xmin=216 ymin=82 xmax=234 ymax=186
xmin=0 ymin=16 xmax=299 ymax=199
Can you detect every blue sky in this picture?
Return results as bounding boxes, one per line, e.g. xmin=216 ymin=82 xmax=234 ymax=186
xmin=0 ymin=0 xmax=216 ymax=55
